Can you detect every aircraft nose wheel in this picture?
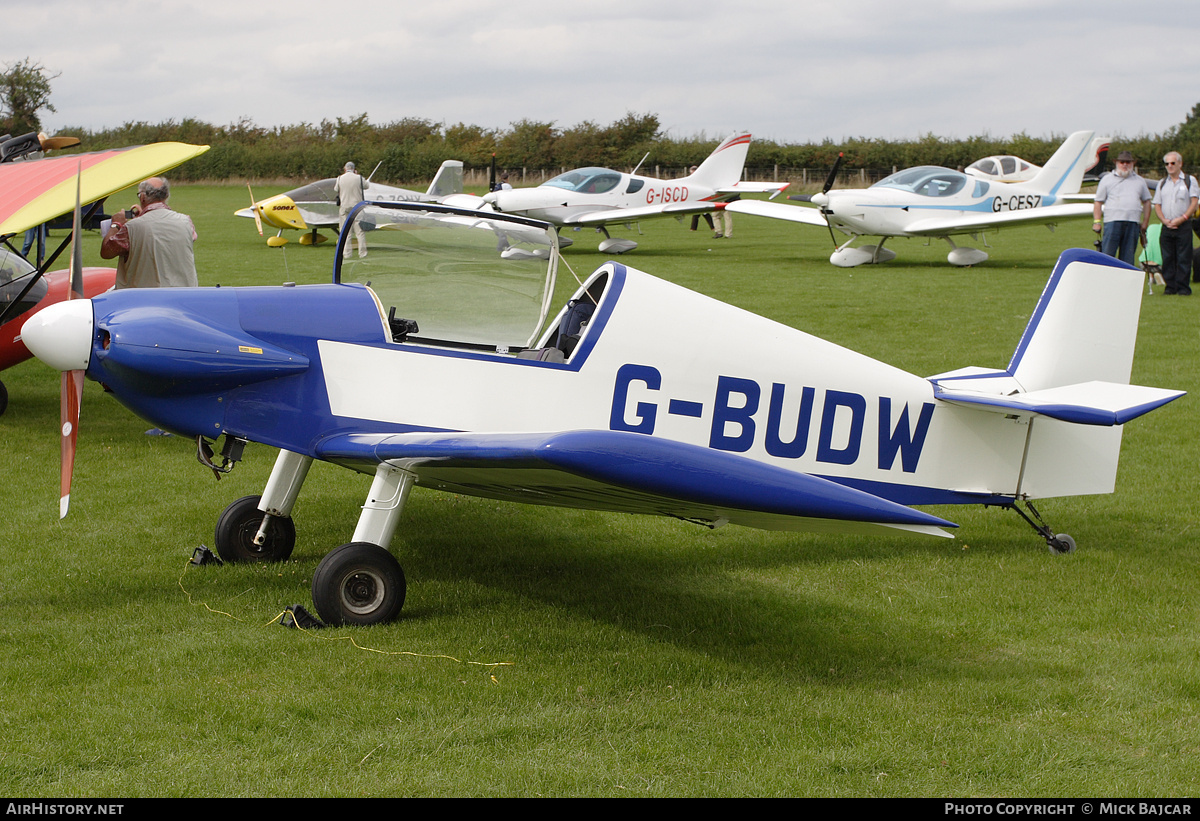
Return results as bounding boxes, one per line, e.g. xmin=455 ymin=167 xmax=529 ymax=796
xmin=311 ymin=542 xmax=406 ymax=626
xmin=213 ymin=495 xmax=296 ymax=563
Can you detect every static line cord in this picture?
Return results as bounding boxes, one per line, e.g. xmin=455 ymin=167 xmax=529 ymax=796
xmin=178 ymin=558 xmax=513 ymax=671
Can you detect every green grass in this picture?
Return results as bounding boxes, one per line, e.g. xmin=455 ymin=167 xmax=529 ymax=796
xmin=0 ymin=185 xmax=1197 ymax=796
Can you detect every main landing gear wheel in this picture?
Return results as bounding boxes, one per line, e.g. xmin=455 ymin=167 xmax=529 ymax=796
xmin=1048 ymin=534 xmax=1076 ymax=555
xmin=0 ymin=379 xmax=7 ymax=416
xmin=311 ymin=542 xmax=406 ymax=626
xmin=213 ymin=495 xmax=296 ymax=563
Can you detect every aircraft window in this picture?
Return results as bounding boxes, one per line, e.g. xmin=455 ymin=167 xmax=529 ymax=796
xmin=531 ymin=270 xmax=609 ymax=360
xmin=972 ymin=180 xmax=990 ymax=198
xmin=968 ymin=159 xmax=997 ymax=176
xmin=336 ymin=203 xmax=559 ymax=351
xmin=543 ymin=167 xmax=622 ymax=195
xmin=1000 ymin=157 xmax=1017 ymax=175
xmin=287 ymin=180 xmax=337 ymax=203
xmin=874 ymin=166 xmax=967 ymax=197
xmin=0 ymin=248 xmax=48 ymax=316
xmin=625 ymin=179 xmax=645 ymax=195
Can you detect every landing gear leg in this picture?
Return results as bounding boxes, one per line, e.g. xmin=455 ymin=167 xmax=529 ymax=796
xmin=311 ymin=464 xmax=416 ymax=626
xmin=1008 ymin=500 xmax=1076 ymax=555
xmin=213 ymin=449 xmax=311 ymax=563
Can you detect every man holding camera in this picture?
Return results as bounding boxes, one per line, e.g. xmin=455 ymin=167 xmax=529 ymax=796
xmin=101 ymin=176 xmax=198 ymax=289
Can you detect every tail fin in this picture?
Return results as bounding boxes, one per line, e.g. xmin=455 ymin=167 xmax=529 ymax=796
xmin=1009 ymin=248 xmax=1141 ymax=390
xmin=1027 ymin=130 xmax=1096 ymax=195
xmin=932 ymin=250 xmax=1183 ymax=499
xmin=1085 ymin=137 xmax=1109 ymax=180
xmin=684 ymin=132 xmax=752 ymax=187
xmin=426 ymin=160 xmax=464 ymax=199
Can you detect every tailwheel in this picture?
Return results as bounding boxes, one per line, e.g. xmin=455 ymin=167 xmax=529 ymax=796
xmin=1048 ymin=534 xmax=1076 ymax=555
xmin=311 ymin=542 xmax=406 ymax=626
xmin=1007 ymin=500 xmax=1076 ymax=556
xmin=213 ymin=494 xmax=296 ymax=563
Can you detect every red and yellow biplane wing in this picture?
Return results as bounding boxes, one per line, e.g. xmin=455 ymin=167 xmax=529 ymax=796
xmin=0 ymin=142 xmax=209 ymax=238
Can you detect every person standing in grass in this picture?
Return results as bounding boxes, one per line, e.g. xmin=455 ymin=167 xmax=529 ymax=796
xmin=1152 ymin=152 xmax=1198 ymax=296
xmin=334 ymin=161 xmax=369 ymax=260
xmin=1092 ymin=151 xmax=1151 ymax=267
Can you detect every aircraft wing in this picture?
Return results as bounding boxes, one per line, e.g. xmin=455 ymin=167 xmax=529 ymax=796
xmin=723 ymin=198 xmax=830 ymax=227
xmin=718 ymin=181 xmax=790 ymax=197
xmin=0 ymin=142 xmax=209 ymax=238
xmin=563 ymin=201 xmax=729 ymax=226
xmin=902 ymin=203 xmax=1094 ymax=236
xmin=314 ymin=429 xmax=956 ymax=538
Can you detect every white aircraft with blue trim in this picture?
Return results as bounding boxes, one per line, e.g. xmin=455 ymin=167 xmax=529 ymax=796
xmin=448 ymin=132 xmax=787 ymax=254
xmin=22 ymin=201 xmax=1182 ymax=626
xmin=727 ymin=130 xmax=1101 ymax=267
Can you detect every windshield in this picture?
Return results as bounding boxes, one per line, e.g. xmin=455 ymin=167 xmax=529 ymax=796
xmin=336 ymin=203 xmax=558 ymax=351
xmin=0 ymin=247 xmax=47 ymax=324
xmin=287 ymin=179 xmax=337 ymax=202
xmin=543 ymin=167 xmax=622 ymax=195
xmin=873 ymin=166 xmax=968 ymax=198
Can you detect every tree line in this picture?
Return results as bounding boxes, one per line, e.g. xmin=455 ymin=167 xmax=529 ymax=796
xmin=49 ymin=109 xmax=1197 ymax=186
xmin=6 ymin=59 xmax=1198 ymax=185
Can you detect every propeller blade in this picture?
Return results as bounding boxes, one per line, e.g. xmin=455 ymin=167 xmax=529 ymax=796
xmin=489 ymin=153 xmax=497 ymax=192
xmin=822 ymin=152 xmax=844 ymax=194
xmin=59 ymin=369 xmax=83 ymax=518
xmin=70 ymin=164 xmax=84 ymax=298
xmin=39 ymin=133 xmax=81 ymax=151
xmin=247 ymin=183 xmax=263 ymax=236
xmin=60 ymin=163 xmax=86 ymax=517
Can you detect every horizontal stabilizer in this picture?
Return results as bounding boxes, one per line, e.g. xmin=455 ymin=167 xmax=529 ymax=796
xmin=314 ymin=429 xmax=956 ymax=538
xmin=933 ymin=380 xmax=1185 ymax=425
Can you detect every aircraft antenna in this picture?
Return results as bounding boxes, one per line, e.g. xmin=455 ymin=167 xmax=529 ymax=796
xmin=631 ymin=151 xmax=650 ymax=177
xmin=366 ymin=161 xmax=383 ymax=183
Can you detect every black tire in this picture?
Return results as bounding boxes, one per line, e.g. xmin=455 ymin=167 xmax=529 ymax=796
xmin=1048 ymin=533 xmax=1076 ymax=555
xmin=213 ymin=495 xmax=296 ymax=563
xmin=0 ymin=379 xmax=8 ymax=416
xmin=311 ymin=542 xmax=406 ymax=626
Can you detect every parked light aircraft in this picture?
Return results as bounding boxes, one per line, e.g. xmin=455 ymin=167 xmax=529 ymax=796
xmin=0 ymin=142 xmax=209 ymax=414
xmin=23 ymin=201 xmax=1182 ymax=626
xmin=236 ymin=160 xmax=464 ymax=246
xmin=727 ymin=131 xmax=1101 ymax=267
xmin=966 ymin=136 xmax=1109 ymax=185
xmin=456 ymin=132 xmax=788 ymax=254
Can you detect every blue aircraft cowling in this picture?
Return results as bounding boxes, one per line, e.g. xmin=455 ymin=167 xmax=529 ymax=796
xmin=86 ymin=283 xmax=386 ymax=441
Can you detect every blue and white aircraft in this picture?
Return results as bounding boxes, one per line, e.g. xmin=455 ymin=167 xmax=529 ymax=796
xmin=23 ymin=201 xmax=1183 ymax=626
xmin=727 ymin=131 xmax=1102 ymax=267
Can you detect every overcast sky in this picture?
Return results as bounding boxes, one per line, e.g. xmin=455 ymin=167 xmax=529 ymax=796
xmin=13 ymin=0 xmax=1199 ymax=146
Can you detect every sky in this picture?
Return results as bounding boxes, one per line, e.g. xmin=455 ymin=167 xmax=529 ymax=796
xmin=11 ymin=0 xmax=1200 ymax=146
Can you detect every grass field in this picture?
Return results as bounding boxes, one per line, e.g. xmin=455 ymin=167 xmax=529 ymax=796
xmin=0 ymin=184 xmax=1197 ymax=797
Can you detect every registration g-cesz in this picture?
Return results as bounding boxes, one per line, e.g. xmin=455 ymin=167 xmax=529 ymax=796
xmin=992 ymin=194 xmax=1042 ymax=212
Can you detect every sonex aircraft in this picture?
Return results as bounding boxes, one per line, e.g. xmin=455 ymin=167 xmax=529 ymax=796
xmin=450 ymin=132 xmax=788 ymax=254
xmin=727 ymin=130 xmax=1102 ymax=267
xmin=0 ymin=141 xmax=210 ymax=415
xmin=236 ymin=160 xmax=464 ymax=246
xmin=24 ymin=201 xmax=1182 ymax=626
